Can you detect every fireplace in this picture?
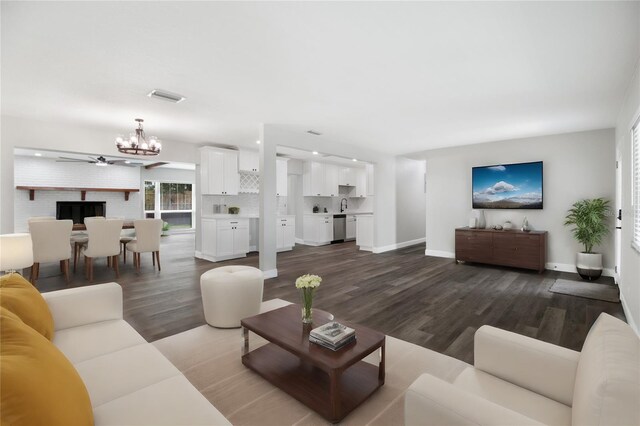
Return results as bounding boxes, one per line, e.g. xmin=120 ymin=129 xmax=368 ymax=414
xmin=56 ymin=201 xmax=106 ymax=224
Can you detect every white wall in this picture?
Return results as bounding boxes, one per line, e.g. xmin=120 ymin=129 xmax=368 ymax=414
xmin=1 ymin=115 xmax=199 ymax=233
xmin=395 ymin=157 xmax=426 ymax=246
xmin=615 ymin=60 xmax=640 ymax=334
xmin=13 ymin=156 xmax=141 ymax=232
xmin=417 ymin=129 xmax=616 ymax=272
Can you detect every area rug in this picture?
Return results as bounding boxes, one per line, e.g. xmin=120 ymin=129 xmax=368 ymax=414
xmin=549 ymin=279 xmax=620 ymax=303
xmin=153 ymin=299 xmax=468 ymax=426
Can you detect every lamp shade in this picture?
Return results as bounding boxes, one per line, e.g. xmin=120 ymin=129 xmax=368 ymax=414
xmin=0 ymin=233 xmax=34 ymax=272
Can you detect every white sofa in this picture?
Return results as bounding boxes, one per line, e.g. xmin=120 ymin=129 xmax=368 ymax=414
xmin=43 ymin=282 xmax=231 ymax=426
xmin=405 ymin=313 xmax=640 ymax=426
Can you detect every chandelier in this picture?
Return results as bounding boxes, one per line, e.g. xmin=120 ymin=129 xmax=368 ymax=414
xmin=115 ymin=119 xmax=161 ymax=156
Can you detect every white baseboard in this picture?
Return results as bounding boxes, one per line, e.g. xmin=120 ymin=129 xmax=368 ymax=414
xmin=425 ymin=249 xmax=456 ymax=259
xmin=295 ymin=238 xmax=305 ymax=245
xmin=620 ymin=290 xmax=639 ymax=336
xmin=373 ymin=238 xmax=426 ymax=254
xmin=545 ymin=262 xmax=615 ymax=278
xmin=263 ymin=269 xmax=278 ymax=279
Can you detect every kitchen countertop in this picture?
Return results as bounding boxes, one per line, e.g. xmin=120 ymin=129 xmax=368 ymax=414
xmin=202 ymin=214 xmax=295 ymax=219
xmin=304 ymin=211 xmax=373 ymax=216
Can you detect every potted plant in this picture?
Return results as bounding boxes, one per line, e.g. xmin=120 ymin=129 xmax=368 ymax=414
xmin=564 ymin=198 xmax=610 ymax=280
xmin=161 ymin=221 xmax=170 ymax=236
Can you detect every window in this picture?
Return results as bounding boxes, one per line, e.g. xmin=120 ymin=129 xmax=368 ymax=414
xmin=144 ymin=181 xmax=194 ymax=230
xmin=633 ymin=120 xmax=640 ymax=252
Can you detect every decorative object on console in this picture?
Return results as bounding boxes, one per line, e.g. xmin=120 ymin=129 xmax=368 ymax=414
xmin=295 ymin=274 xmax=322 ymax=324
xmin=473 ymin=210 xmax=486 ymax=229
xmin=0 ymin=234 xmax=33 ymax=274
xmin=503 ymin=220 xmax=513 ymax=230
xmin=228 ymin=207 xmax=240 ymax=215
xmin=313 ymin=204 xmax=319 ymax=213
xmin=472 ymin=161 xmax=543 ymax=209
xmin=492 ymin=225 xmax=503 ymax=230
xmin=564 ymin=198 xmax=610 ymax=281
xmin=521 ymin=216 xmax=530 ymax=232
xmin=115 ymin=118 xmax=161 ymax=156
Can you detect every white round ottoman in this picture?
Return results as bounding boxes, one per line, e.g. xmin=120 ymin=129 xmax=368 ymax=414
xmin=200 ymin=265 xmax=264 ymax=328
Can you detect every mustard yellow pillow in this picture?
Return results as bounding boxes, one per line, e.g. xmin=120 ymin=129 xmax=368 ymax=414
xmin=0 ymin=273 xmax=54 ymax=340
xmin=0 ymin=307 xmax=94 ymax=426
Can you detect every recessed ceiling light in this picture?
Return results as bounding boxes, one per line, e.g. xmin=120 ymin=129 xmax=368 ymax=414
xmin=312 ymin=151 xmax=319 ymax=155
xmin=34 ymin=153 xmax=42 ymax=157
xmin=256 ymin=140 xmax=261 ymax=144
xmin=352 ymin=159 xmax=357 ymax=162
xmin=147 ymin=89 xmax=186 ymax=103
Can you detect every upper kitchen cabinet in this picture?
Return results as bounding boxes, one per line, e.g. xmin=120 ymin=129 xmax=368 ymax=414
xmin=238 ymin=149 xmax=259 ymax=173
xmin=200 ymin=147 xmax=239 ymax=195
xmin=366 ymin=163 xmax=375 ymax=196
xmin=338 ymin=167 xmax=355 ymax=187
xmin=303 ymin=161 xmax=327 ymax=196
xmin=354 ymin=168 xmax=367 ymax=198
xmin=276 ymin=158 xmax=288 ymax=197
xmin=324 ymin=164 xmax=339 ymax=197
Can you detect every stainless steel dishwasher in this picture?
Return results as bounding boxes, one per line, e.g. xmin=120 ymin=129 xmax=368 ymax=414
xmin=332 ymin=214 xmax=346 ymax=243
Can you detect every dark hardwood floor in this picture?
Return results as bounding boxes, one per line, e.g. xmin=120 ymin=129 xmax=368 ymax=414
xmin=35 ymin=233 xmax=625 ymax=364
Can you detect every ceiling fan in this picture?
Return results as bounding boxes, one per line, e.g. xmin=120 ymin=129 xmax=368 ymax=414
xmin=56 ymin=155 xmax=142 ymax=167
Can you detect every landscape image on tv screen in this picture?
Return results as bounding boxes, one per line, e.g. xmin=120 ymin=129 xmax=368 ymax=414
xmin=472 ymin=161 xmax=543 ymax=209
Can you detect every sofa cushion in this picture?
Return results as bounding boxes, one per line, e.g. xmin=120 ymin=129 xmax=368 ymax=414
xmin=73 ymin=343 xmax=181 ymax=407
xmin=454 ymin=367 xmax=571 ymax=426
xmin=93 ymin=375 xmax=232 ymax=425
xmin=572 ymin=313 xmax=640 ymax=426
xmin=0 ymin=307 xmax=93 ymax=426
xmin=0 ymin=273 xmax=54 ymax=339
xmin=53 ymin=319 xmax=146 ymax=364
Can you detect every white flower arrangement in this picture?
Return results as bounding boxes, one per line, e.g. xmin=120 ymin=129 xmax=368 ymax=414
xmin=295 ymin=274 xmax=322 ymax=289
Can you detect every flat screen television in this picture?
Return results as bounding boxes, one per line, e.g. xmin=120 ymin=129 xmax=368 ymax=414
xmin=56 ymin=201 xmax=106 ymax=224
xmin=472 ymin=161 xmax=543 ymax=209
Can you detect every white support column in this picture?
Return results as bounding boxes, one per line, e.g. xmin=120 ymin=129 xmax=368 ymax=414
xmin=258 ymin=125 xmax=278 ymax=278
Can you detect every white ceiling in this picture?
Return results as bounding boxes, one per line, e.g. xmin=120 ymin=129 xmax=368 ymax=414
xmin=2 ymin=2 xmax=639 ymax=155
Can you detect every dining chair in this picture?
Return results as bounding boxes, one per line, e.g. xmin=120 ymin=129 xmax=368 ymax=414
xmin=71 ymin=216 xmax=104 ymax=272
xmin=126 ymin=219 xmax=163 ymax=271
xmin=83 ymin=218 xmax=123 ymax=282
xmin=28 ymin=219 xmax=73 ymax=285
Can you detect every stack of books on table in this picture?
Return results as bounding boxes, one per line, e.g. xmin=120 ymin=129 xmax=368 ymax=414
xmin=309 ymin=322 xmax=356 ymax=351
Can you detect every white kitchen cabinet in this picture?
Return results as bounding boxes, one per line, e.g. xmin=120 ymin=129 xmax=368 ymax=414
xmin=324 ymin=164 xmax=339 ymax=197
xmin=346 ymin=215 xmax=356 ymax=240
xmin=353 ymin=168 xmax=367 ymax=198
xmin=356 ymin=214 xmax=373 ymax=251
xmin=303 ymin=161 xmax=326 ymax=196
xmin=303 ymin=215 xmax=333 ymax=246
xmin=339 ymin=167 xmax=355 ymax=187
xmin=200 ymin=147 xmax=239 ymax=195
xmin=366 ymin=163 xmax=375 ymax=196
xmin=276 ymin=217 xmax=295 ymax=251
xmin=239 ymin=149 xmax=259 ymax=173
xmin=276 ymin=158 xmax=288 ymax=197
xmin=198 ymin=217 xmax=249 ymax=262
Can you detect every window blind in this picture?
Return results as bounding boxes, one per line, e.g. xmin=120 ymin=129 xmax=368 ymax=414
xmin=633 ymin=120 xmax=640 ymax=251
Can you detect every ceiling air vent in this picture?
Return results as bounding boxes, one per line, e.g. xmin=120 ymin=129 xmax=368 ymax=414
xmin=307 ymin=130 xmax=322 ymax=136
xmin=147 ymin=89 xmax=186 ymax=103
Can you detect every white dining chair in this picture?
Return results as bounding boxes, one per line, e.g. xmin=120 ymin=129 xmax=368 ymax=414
xmin=28 ymin=219 xmax=73 ymax=285
xmin=83 ymin=218 xmax=123 ymax=282
xmin=126 ymin=219 xmax=163 ymax=271
xmin=71 ymin=216 xmax=104 ymax=272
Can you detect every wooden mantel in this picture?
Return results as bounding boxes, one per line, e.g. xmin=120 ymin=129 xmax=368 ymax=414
xmin=16 ymin=186 xmax=140 ymax=201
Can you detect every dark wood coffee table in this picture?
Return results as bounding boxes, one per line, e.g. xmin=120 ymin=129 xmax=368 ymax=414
xmin=241 ymin=304 xmax=385 ymax=423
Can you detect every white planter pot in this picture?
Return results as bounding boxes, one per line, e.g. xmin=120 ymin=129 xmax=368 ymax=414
xmin=576 ymin=252 xmax=603 ymax=281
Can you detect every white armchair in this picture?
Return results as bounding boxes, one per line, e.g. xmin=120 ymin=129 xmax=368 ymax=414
xmin=28 ymin=219 xmax=73 ymax=285
xmin=405 ymin=313 xmax=640 ymax=426
xmin=83 ymin=218 xmax=123 ymax=282
xmin=126 ymin=219 xmax=163 ymax=271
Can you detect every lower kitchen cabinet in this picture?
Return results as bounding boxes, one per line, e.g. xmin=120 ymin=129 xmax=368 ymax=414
xmin=303 ymin=215 xmax=333 ymax=246
xmin=356 ymin=214 xmax=373 ymax=251
xmin=276 ymin=217 xmax=296 ymax=252
xmin=346 ymin=215 xmax=356 ymax=240
xmin=199 ymin=218 xmax=250 ymax=262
